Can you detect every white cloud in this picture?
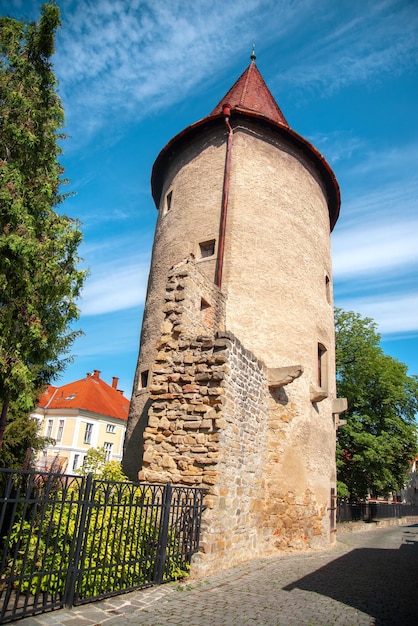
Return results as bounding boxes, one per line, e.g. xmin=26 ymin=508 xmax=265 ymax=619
xmin=332 ymin=219 xmax=418 ymax=278
xmin=9 ymin=1 xmax=415 ymax=141
xmin=308 ymin=131 xmax=366 ymax=164
xmin=79 ymin=259 xmax=149 ymax=315
xmin=278 ymin=0 xmax=418 ymax=95
xmin=50 ymin=0 xmax=315 ymax=139
xmin=334 ymin=170 xmax=418 ymax=232
xmin=343 ymin=143 xmax=418 ymax=180
xmin=335 ymin=293 xmax=418 ymax=335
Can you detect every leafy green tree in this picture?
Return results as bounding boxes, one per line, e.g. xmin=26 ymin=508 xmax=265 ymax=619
xmin=335 ymin=308 xmax=418 ymax=501
xmin=0 ymin=4 xmax=86 ymax=449
xmin=77 ymin=447 xmax=130 ymax=481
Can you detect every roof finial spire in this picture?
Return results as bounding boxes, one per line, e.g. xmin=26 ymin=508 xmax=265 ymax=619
xmin=251 ymin=43 xmax=256 ymax=62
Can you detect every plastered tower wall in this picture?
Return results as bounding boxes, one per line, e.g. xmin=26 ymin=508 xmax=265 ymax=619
xmin=223 ymin=122 xmax=334 ymax=371
xmin=220 ymin=122 xmax=338 ymax=545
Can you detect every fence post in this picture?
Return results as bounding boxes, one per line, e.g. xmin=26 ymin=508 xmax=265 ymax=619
xmin=153 ymin=483 xmax=173 ymax=585
xmin=65 ymin=473 xmax=93 ymax=608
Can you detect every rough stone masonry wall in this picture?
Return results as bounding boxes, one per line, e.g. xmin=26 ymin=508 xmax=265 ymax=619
xmin=138 ymin=257 xmax=269 ymax=572
xmin=138 ymin=256 xmax=227 ymax=487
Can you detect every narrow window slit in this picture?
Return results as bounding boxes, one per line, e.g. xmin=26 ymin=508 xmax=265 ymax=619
xmin=140 ymin=370 xmax=149 ymax=389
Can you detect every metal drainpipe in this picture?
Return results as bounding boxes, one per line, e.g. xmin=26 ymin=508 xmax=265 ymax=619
xmin=215 ymin=104 xmax=233 ymax=289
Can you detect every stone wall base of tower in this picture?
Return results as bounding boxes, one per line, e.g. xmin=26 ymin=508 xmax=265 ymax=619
xmin=135 ymin=257 xmax=336 ymax=577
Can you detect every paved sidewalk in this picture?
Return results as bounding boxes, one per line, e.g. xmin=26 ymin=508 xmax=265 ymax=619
xmin=18 ymin=523 xmax=418 ymax=626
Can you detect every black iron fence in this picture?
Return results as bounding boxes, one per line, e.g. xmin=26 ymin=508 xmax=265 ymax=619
xmin=337 ymin=501 xmax=418 ymax=524
xmin=0 ymin=468 xmax=206 ymax=624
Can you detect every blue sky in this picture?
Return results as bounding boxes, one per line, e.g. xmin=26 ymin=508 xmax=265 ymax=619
xmin=2 ymin=0 xmax=418 ymax=397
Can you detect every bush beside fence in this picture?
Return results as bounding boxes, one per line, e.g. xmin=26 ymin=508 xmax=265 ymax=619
xmin=0 ymin=468 xmax=206 ymax=624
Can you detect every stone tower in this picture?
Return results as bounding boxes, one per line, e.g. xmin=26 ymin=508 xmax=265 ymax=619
xmin=123 ymin=57 xmax=346 ymax=574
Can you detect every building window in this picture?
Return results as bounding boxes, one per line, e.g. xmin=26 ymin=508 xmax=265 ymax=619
xmin=56 ymin=419 xmax=64 ymax=442
xmin=165 ymin=190 xmax=173 ymax=213
xmin=140 ymin=370 xmax=149 ymax=389
xmin=84 ymin=422 xmax=93 ymax=444
xmin=106 ymin=424 xmax=116 ymax=433
xmin=200 ymin=298 xmax=210 ymax=311
xmin=46 ymin=419 xmax=53 ymax=438
xmin=72 ymin=454 xmax=79 ymax=471
xmin=104 ymin=442 xmax=113 ymax=461
xmin=318 ymin=343 xmax=328 ymax=389
xmin=325 ymin=274 xmax=331 ymax=304
xmin=199 ymin=239 xmax=216 ymax=258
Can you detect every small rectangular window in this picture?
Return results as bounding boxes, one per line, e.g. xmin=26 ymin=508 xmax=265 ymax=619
xmin=104 ymin=442 xmax=113 ymax=461
xmin=56 ymin=419 xmax=64 ymax=442
xmin=164 ymin=190 xmax=173 ymax=214
xmin=325 ymin=274 xmax=331 ymax=304
xmin=72 ymin=454 xmax=79 ymax=471
xmin=140 ymin=370 xmax=149 ymax=389
xmin=84 ymin=422 xmax=93 ymax=444
xmin=106 ymin=424 xmax=116 ymax=433
xmin=46 ymin=419 xmax=53 ymax=438
xmin=199 ymin=239 xmax=216 ymax=258
xmin=318 ymin=343 xmax=328 ymax=389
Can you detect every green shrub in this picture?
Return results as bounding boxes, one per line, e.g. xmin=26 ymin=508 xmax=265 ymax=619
xmin=3 ymin=470 xmax=190 ymax=598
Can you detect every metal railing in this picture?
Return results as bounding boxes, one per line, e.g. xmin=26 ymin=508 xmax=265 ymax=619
xmin=337 ymin=501 xmax=418 ymax=524
xmin=0 ymin=468 xmax=206 ymax=624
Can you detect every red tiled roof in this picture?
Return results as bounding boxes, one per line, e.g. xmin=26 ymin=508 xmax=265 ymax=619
xmin=210 ymin=60 xmax=288 ymax=126
xmin=38 ymin=371 xmax=129 ymax=421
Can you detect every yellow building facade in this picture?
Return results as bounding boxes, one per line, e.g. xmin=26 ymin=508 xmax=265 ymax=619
xmin=34 ymin=370 xmax=129 ymax=473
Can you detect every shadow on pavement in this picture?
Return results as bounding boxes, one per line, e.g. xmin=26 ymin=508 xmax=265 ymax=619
xmin=283 ymin=525 xmax=418 ymax=626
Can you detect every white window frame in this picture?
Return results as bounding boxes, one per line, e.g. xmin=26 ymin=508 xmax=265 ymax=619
xmin=84 ymin=422 xmax=93 ymax=444
xmin=104 ymin=442 xmax=113 ymax=461
xmin=46 ymin=419 xmax=53 ymax=438
xmin=56 ymin=419 xmax=64 ymax=442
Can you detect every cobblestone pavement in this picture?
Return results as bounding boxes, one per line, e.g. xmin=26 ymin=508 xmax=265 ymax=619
xmin=18 ymin=522 xmax=418 ymax=626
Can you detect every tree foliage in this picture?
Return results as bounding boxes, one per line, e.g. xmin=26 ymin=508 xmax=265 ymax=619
xmin=0 ymin=398 xmax=52 ymax=469
xmin=335 ymin=308 xmax=418 ymax=501
xmin=0 ymin=4 xmax=86 ymax=449
xmin=77 ymin=447 xmax=130 ymax=481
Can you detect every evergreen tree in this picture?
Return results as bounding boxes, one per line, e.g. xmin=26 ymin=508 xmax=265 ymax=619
xmin=0 ymin=4 xmax=86 ymax=451
xmin=335 ymin=308 xmax=418 ymax=501
xmin=0 ymin=398 xmax=53 ymax=469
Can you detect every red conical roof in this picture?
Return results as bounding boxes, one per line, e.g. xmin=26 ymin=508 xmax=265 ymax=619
xmin=210 ymin=60 xmax=288 ymax=127
xmin=151 ymin=57 xmax=340 ymax=230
